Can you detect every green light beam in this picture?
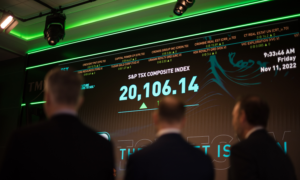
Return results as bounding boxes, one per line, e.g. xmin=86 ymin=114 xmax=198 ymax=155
xmin=26 ymin=13 xmax=300 ymax=70
xmin=21 ymin=101 xmax=47 ymax=106
xmin=30 ymin=101 xmax=46 ymax=105
xmin=27 ymin=0 xmax=269 ymax=54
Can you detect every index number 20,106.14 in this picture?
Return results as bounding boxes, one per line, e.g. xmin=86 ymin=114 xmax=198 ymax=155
xmin=119 ymin=76 xmax=199 ymax=101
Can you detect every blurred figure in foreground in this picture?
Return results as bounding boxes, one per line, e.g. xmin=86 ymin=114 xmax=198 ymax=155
xmin=125 ymin=96 xmax=214 ymax=180
xmin=0 ymin=68 xmax=114 ymax=180
xmin=228 ymin=95 xmax=296 ymax=180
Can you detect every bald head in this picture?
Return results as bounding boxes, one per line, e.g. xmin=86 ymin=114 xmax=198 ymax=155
xmin=158 ymin=96 xmax=185 ymax=123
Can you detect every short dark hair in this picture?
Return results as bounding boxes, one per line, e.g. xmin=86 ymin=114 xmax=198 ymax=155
xmin=237 ymin=95 xmax=270 ymax=128
xmin=45 ymin=67 xmax=84 ymax=106
xmin=158 ymin=97 xmax=185 ymax=123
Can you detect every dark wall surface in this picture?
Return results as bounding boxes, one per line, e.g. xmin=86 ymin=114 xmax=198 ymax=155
xmin=0 ymin=57 xmax=26 ymax=167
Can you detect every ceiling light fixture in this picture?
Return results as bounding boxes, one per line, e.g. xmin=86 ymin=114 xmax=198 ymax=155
xmin=173 ymin=0 xmax=195 ymax=16
xmin=44 ymin=13 xmax=66 ymax=46
xmin=0 ymin=12 xmax=19 ymax=34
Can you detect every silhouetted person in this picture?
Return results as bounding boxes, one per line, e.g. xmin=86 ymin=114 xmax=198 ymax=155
xmin=0 ymin=68 xmax=115 ymax=180
xmin=125 ymin=96 xmax=214 ymax=180
xmin=228 ymin=95 xmax=296 ymax=180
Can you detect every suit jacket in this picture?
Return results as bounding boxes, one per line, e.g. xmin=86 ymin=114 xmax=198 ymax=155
xmin=228 ymin=129 xmax=296 ymax=180
xmin=125 ymin=133 xmax=214 ymax=180
xmin=0 ymin=114 xmax=115 ymax=180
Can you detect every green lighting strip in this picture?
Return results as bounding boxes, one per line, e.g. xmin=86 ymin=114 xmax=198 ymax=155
xmin=26 ymin=13 xmax=300 ymax=70
xmin=21 ymin=101 xmax=46 ymax=106
xmin=27 ymin=0 xmax=269 ymax=54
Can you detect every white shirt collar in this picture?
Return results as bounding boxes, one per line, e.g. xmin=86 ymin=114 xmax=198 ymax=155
xmin=245 ymin=126 xmax=264 ymax=139
xmin=53 ymin=109 xmax=77 ymax=117
xmin=156 ymin=128 xmax=181 ymax=137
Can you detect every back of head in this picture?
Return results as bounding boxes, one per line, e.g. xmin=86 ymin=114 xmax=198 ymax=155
xmin=237 ymin=94 xmax=270 ymax=128
xmin=44 ymin=68 xmax=83 ymax=106
xmin=158 ymin=96 xmax=185 ymax=123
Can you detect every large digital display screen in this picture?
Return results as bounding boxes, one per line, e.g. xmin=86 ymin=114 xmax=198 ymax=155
xmin=23 ymin=19 xmax=300 ymax=180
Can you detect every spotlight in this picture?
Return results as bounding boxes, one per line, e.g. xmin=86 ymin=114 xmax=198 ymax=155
xmin=173 ymin=0 xmax=195 ymax=16
xmin=44 ymin=13 xmax=66 ymax=46
xmin=0 ymin=12 xmax=19 ymax=34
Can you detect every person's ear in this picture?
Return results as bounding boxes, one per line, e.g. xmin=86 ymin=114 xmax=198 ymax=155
xmin=43 ymin=91 xmax=51 ymax=119
xmin=181 ymin=117 xmax=187 ymax=128
xmin=44 ymin=91 xmax=51 ymax=105
xmin=152 ymin=112 xmax=158 ymax=125
xmin=239 ymin=110 xmax=246 ymax=124
xmin=77 ymin=96 xmax=84 ymax=109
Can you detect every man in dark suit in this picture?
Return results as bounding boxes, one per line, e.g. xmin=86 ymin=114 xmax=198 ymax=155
xmin=0 ymin=68 xmax=114 ymax=180
xmin=125 ymin=96 xmax=214 ymax=180
xmin=228 ymin=95 xmax=297 ymax=180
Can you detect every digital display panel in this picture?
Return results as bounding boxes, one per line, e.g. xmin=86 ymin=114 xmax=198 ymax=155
xmin=24 ymin=19 xmax=300 ymax=180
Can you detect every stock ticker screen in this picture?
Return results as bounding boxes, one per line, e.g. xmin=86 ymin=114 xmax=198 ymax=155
xmin=25 ymin=19 xmax=300 ymax=179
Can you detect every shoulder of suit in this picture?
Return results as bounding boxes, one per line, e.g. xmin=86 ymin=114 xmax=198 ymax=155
xmin=130 ymin=142 xmax=155 ymax=156
xmin=128 ymin=136 xmax=210 ymax=161
xmin=7 ymin=121 xmax=54 ymax=146
xmin=187 ymin=143 xmax=213 ymax=162
xmin=127 ymin=139 xmax=164 ymax=163
xmin=231 ymin=130 xmax=275 ymax=152
xmin=231 ymin=135 xmax=261 ymax=153
xmin=15 ymin=120 xmax=56 ymax=135
xmin=12 ymin=122 xmax=112 ymax=152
